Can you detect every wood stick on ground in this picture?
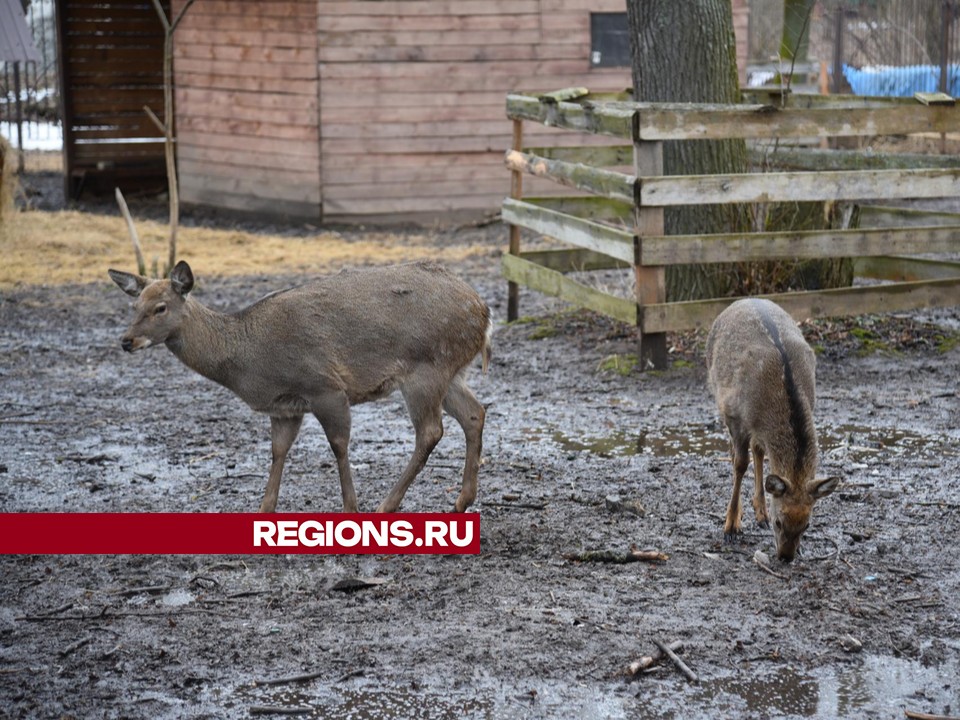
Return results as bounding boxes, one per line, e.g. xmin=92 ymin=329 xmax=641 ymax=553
xmin=258 ymin=670 xmax=325 ymax=686
xmin=904 ymin=710 xmax=960 ymax=720
xmin=753 ymin=554 xmax=788 ymax=580
xmin=653 ymin=639 xmax=698 ymax=683
xmin=628 ymin=640 xmax=683 ymax=676
xmin=562 ymin=548 xmax=668 ymax=564
xmin=249 ymin=705 xmax=314 ymax=716
xmin=484 ymin=501 xmax=548 ymax=511
xmin=58 ymin=636 xmax=92 ymax=658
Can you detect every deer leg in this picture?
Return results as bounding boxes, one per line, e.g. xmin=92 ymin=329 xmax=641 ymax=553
xmin=442 ymin=373 xmax=485 ymax=513
xmin=312 ymin=393 xmax=357 ymax=513
xmin=724 ymin=421 xmax=750 ymax=542
xmin=259 ymin=414 xmax=303 ymax=513
xmin=377 ymin=384 xmax=444 ymax=513
xmin=751 ymin=444 xmax=769 ymax=528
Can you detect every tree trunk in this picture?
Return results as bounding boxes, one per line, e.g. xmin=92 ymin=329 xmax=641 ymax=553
xmin=626 ymin=0 xmax=749 ymax=301
xmin=626 ymin=0 xmax=852 ymax=301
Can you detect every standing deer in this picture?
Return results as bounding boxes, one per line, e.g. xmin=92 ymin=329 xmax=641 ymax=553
xmin=706 ymin=298 xmax=838 ymax=562
xmin=108 ymin=260 xmax=490 ymax=514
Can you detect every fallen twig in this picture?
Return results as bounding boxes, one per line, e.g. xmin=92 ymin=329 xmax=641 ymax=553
xmin=336 ymin=669 xmax=365 ymax=683
xmin=484 ymin=500 xmax=548 ymax=511
xmin=563 ymin=547 xmax=668 ymax=564
xmin=904 ymin=710 xmax=960 ymax=720
xmin=653 ymin=639 xmax=698 ymax=683
xmin=114 ymin=584 xmax=171 ymax=597
xmin=753 ymin=551 xmax=788 ymax=580
xmin=249 ymin=705 xmax=314 ymax=716
xmin=258 ymin=669 xmax=325 ymax=686
xmin=58 ymin=636 xmax=92 ymax=658
xmin=627 ymin=640 xmax=683 ymax=676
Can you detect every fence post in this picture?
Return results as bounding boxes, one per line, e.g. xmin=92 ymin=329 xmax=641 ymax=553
xmin=633 ymin=139 xmax=667 ymax=370
xmin=507 ymin=118 xmax=524 ymax=322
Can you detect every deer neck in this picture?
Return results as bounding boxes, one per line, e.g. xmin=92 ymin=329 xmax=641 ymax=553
xmin=165 ymin=298 xmax=241 ymax=386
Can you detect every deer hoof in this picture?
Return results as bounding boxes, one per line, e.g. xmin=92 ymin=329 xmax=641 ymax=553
xmin=723 ymin=529 xmax=743 ymax=544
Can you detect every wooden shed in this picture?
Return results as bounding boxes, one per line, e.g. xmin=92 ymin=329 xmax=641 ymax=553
xmin=56 ymin=0 xmax=170 ymax=198
xmin=169 ymin=0 xmax=749 ymax=221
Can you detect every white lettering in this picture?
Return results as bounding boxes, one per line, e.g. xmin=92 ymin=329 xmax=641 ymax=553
xmin=449 ymin=520 xmax=474 ymax=548
xmin=391 ymin=520 xmax=414 ymax=547
xmin=276 ymin=520 xmax=299 ymax=546
xmin=363 ymin=520 xmax=389 ymax=547
xmin=298 ymin=520 xmax=323 ymax=547
xmin=424 ymin=520 xmax=449 ymax=547
xmin=253 ymin=521 xmax=277 ymax=547
xmin=334 ymin=520 xmax=362 ymax=547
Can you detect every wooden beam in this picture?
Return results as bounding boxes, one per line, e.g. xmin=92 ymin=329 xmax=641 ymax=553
xmin=501 ymin=253 xmax=638 ymax=325
xmin=740 ymin=90 xmax=915 ymax=108
xmin=524 ymin=195 xmax=635 ymax=223
xmin=519 ymin=248 xmax=630 ymax=273
xmin=507 ymin=118 xmax=523 ymax=322
xmin=634 ymin=140 xmax=667 ymax=369
xmin=504 ymin=150 xmax=635 ymax=203
xmin=750 ymin=147 xmax=960 ymax=172
xmin=505 ymin=94 xmax=636 ymax=139
xmin=501 ymin=198 xmax=635 ymax=264
xmin=640 ymin=278 xmax=960 ymax=333
xmin=854 ymin=256 xmax=960 ymax=282
xmin=914 ymin=91 xmax=955 ymax=106
xmin=635 ymin=102 xmax=960 ymax=141
xmin=857 ymin=205 xmax=960 ymax=229
xmin=523 ymin=145 xmax=634 ymax=167
xmin=639 ymin=225 xmax=960 ymax=265
xmin=638 ymin=168 xmax=960 ymax=207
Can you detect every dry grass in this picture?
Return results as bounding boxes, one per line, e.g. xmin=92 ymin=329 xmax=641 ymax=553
xmin=0 ymin=209 xmax=489 ymax=290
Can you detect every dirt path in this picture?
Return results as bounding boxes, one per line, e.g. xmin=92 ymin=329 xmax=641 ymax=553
xmin=1 ymin=238 xmax=958 ymax=719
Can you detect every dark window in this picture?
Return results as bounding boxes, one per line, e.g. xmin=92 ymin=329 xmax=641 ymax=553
xmin=590 ymin=12 xmax=630 ymax=68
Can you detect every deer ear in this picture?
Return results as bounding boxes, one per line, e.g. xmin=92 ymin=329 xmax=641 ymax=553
xmin=169 ymin=261 xmax=194 ymax=297
xmin=108 ymin=269 xmax=149 ymax=298
xmin=809 ymin=476 xmax=840 ymax=499
xmin=764 ymin=474 xmax=788 ymax=498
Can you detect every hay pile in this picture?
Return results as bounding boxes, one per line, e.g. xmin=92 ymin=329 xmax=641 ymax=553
xmin=0 ymin=134 xmax=16 ymax=219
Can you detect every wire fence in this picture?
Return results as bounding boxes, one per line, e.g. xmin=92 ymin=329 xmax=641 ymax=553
xmin=1 ymin=0 xmax=61 ymax=167
xmin=748 ymin=0 xmax=960 ymax=97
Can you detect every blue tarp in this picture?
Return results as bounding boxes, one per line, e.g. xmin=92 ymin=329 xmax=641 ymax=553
xmin=842 ymin=63 xmax=960 ymax=97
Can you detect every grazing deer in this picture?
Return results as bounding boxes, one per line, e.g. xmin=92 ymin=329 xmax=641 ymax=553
xmin=706 ymin=298 xmax=838 ymax=562
xmin=108 ymin=260 xmax=490 ymax=514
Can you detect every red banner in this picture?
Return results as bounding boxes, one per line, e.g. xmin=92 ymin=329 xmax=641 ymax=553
xmin=0 ymin=513 xmax=480 ymax=555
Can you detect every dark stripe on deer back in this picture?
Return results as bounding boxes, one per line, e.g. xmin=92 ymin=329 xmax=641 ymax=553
xmin=754 ymin=302 xmax=812 ymax=479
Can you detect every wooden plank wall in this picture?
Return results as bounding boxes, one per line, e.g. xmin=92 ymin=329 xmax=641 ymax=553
xmin=316 ymin=0 xmax=632 ymax=220
xmin=57 ymin=0 xmax=169 ymax=198
xmin=167 ymin=1 xmax=750 ymax=221
xmin=172 ymin=0 xmax=322 ymax=218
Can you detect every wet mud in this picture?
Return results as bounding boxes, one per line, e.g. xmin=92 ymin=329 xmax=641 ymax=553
xmin=1 ymin=235 xmax=959 ymax=719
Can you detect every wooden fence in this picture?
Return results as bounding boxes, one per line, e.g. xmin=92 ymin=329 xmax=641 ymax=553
xmin=502 ymin=88 xmax=960 ymax=369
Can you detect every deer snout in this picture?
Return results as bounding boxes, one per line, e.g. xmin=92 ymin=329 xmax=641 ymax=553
xmin=120 ymin=336 xmax=151 ymax=352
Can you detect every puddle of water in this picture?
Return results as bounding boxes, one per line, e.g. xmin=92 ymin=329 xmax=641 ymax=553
xmin=522 ymin=423 xmax=955 ymax=464
xmin=522 ymin=425 xmax=727 ymax=459
xmin=227 ymin=678 xmax=625 ymax=719
xmin=630 ymin=652 xmax=960 ymax=719
xmin=214 ymin=652 xmax=959 ymax=720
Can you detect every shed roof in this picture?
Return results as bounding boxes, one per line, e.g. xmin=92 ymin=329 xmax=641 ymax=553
xmin=0 ymin=0 xmax=41 ymax=63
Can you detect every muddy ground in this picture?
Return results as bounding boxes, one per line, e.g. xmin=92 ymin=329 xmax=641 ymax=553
xmin=2 ymin=180 xmax=960 ymax=719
